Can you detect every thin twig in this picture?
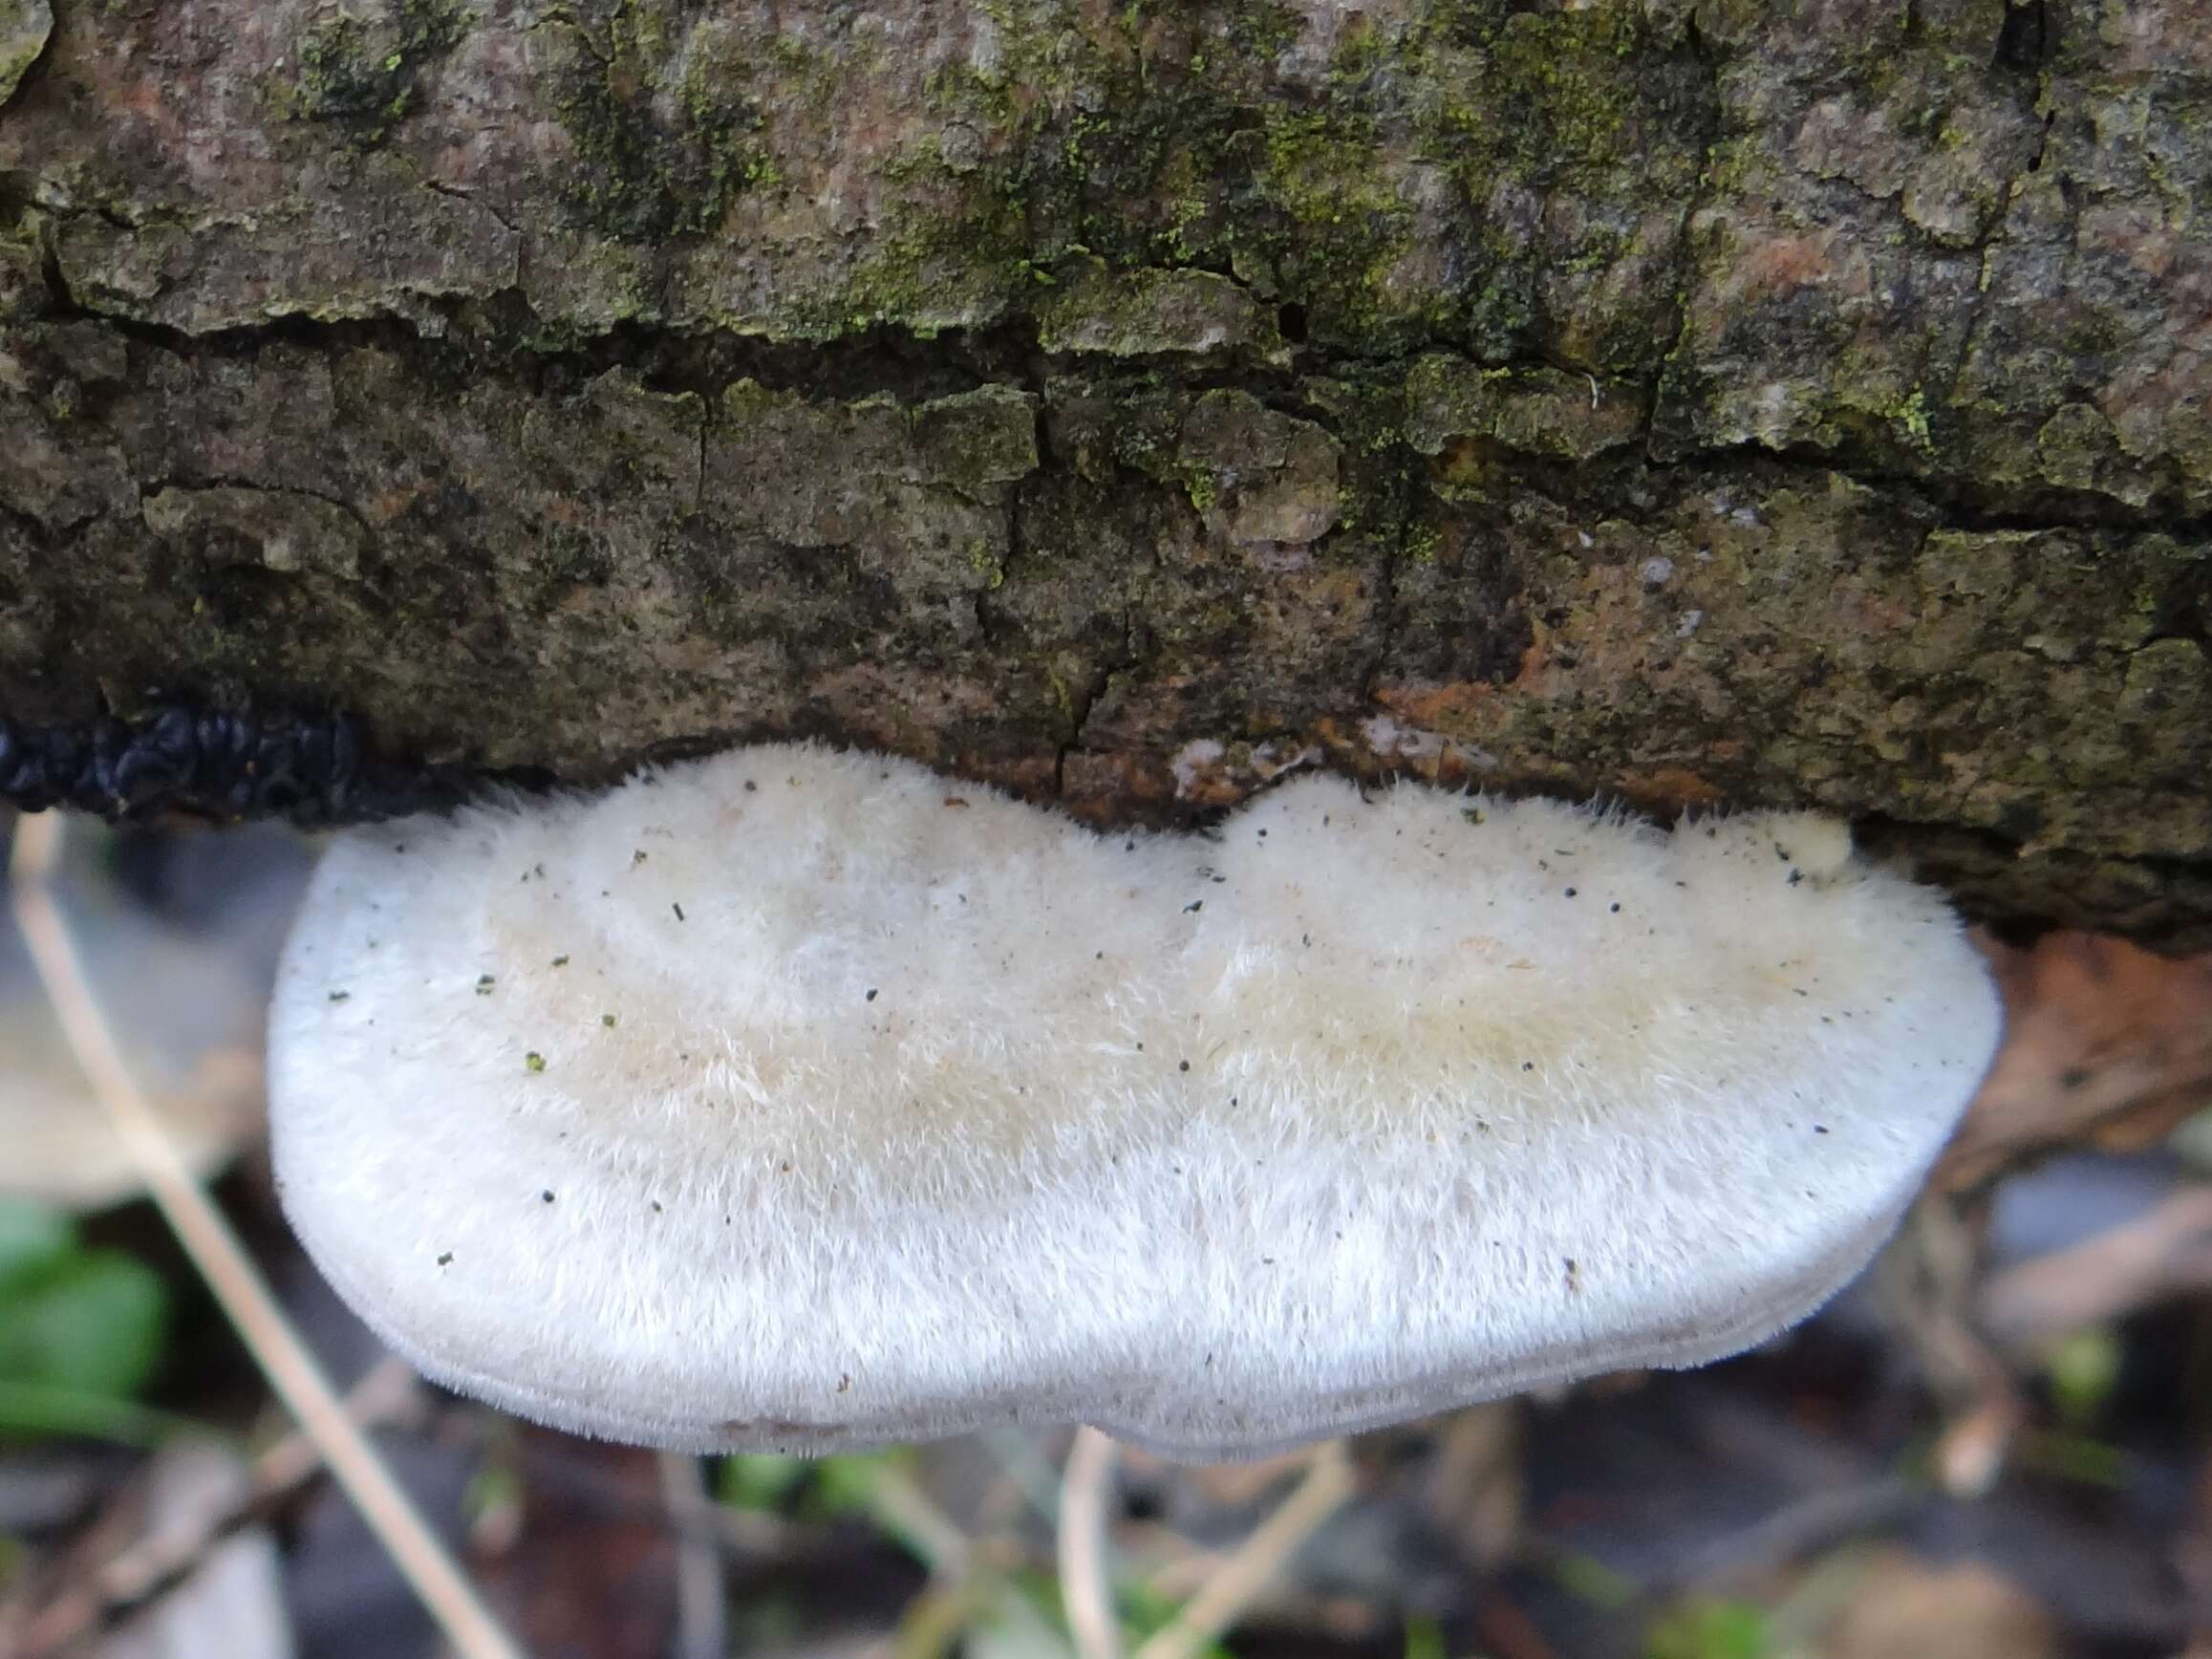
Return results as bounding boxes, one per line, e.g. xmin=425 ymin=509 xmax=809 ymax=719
xmin=884 ymin=1582 xmax=988 ymax=1659
xmin=658 ymin=1453 xmax=727 ymax=1659
xmin=983 ymin=1428 xmax=1076 ymax=1527
xmin=863 ymin=1459 xmax=974 ymax=1582
xmin=1887 ymin=1196 xmax=2024 ymax=1498
xmin=1059 ymin=1428 xmax=1123 ymax=1659
xmin=442 ymin=1409 xmax=805 ymax=1563
xmin=1129 ymin=1441 xmax=1356 ymax=1659
xmin=1665 ymin=1476 xmax=1917 ymax=1593
xmin=22 ymin=1357 xmax=421 ymax=1655
xmin=1982 ymin=1188 xmax=2212 ymax=1345
xmin=1124 ymin=1527 xmax=1227 ymax=1602
xmin=8 ymin=814 xmax=525 ymax=1659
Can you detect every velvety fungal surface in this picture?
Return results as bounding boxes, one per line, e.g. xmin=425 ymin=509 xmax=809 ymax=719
xmin=268 ymin=743 xmax=2002 ymax=1459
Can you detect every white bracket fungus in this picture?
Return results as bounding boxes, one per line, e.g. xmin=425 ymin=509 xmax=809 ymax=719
xmin=268 ymin=744 xmax=2002 ymax=1461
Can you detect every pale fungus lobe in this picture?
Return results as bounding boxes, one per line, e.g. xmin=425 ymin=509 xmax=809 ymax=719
xmin=268 ymin=744 xmax=2003 ymax=1460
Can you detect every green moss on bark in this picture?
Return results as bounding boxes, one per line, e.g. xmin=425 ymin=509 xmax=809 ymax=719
xmin=543 ymin=1 xmax=776 ymax=243
xmin=278 ymin=0 xmax=471 ymax=148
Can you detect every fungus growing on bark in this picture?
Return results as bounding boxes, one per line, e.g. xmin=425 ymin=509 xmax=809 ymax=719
xmin=268 ymin=743 xmax=2002 ymax=1460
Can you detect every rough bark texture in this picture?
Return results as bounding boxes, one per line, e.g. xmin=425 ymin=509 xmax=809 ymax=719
xmin=0 ymin=0 xmax=2206 ymax=941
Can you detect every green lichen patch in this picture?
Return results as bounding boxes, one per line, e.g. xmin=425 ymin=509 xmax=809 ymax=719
xmin=541 ymin=1 xmax=776 ymax=244
xmin=0 ymin=0 xmax=51 ymax=108
xmin=1177 ymin=389 xmax=1342 ymax=546
xmin=276 ymin=0 xmax=472 ymax=149
xmin=531 ymin=525 xmax=616 ymax=593
xmin=1413 ymin=3 xmax=1701 ymax=187
xmin=0 ymin=219 xmax=47 ymax=321
xmin=2034 ymin=402 xmax=2158 ymax=508
xmin=913 ymin=386 xmax=1042 ymax=504
xmin=784 ymin=190 xmax=1032 ymax=341
xmin=557 ymin=0 xmax=1716 ymax=357
xmin=916 ymin=10 xmax=1442 ymax=354
xmin=1406 ymin=356 xmax=1646 ymax=462
xmin=1038 ymin=372 xmax=1192 ymax=487
xmin=1036 ymin=257 xmax=1284 ymax=361
xmin=1240 ymin=105 xmax=1435 ymax=352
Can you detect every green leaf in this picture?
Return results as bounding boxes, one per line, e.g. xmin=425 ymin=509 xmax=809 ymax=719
xmin=0 ymin=1197 xmax=75 ymax=1296
xmin=462 ymin=1460 xmax=525 ymax=1529
xmin=719 ymin=1451 xmax=809 ymax=1513
xmin=1554 ymin=1550 xmax=1642 ymax=1610
xmin=0 ymin=1217 xmax=169 ymax=1403
xmin=1404 ymin=1615 xmax=1448 ymax=1659
xmin=0 ymin=1382 xmax=203 ymax=1448
xmin=2047 ymin=1327 xmax=2122 ymax=1425
xmin=1644 ymin=1597 xmax=1770 ymax=1659
xmin=1117 ymin=1580 xmax=1235 ymax=1659
xmin=812 ymin=1450 xmax=897 ymax=1516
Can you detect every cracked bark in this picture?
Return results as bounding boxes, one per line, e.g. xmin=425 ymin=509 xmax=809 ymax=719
xmin=0 ymin=0 xmax=2206 ymax=943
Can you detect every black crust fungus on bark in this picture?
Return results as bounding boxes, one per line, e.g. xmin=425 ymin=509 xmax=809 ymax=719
xmin=0 ymin=707 xmax=471 ymax=826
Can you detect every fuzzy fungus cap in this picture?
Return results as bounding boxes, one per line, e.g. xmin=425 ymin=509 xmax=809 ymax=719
xmin=268 ymin=744 xmax=2002 ymax=1460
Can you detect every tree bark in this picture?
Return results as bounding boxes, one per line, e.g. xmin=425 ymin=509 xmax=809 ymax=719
xmin=0 ymin=0 xmax=2205 ymax=941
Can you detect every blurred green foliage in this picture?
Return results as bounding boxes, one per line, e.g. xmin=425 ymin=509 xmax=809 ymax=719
xmin=0 ymin=1196 xmax=171 ymax=1440
xmin=1554 ymin=1549 xmax=1641 ymax=1610
xmin=719 ymin=1449 xmax=811 ymax=1513
xmin=719 ymin=1447 xmax=908 ymax=1519
xmin=2046 ymin=1327 xmax=2123 ymax=1426
xmin=1403 ymin=1614 xmax=1447 ymax=1659
xmin=1644 ymin=1597 xmax=1770 ymax=1659
xmin=717 ymin=1448 xmax=1242 ymax=1659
